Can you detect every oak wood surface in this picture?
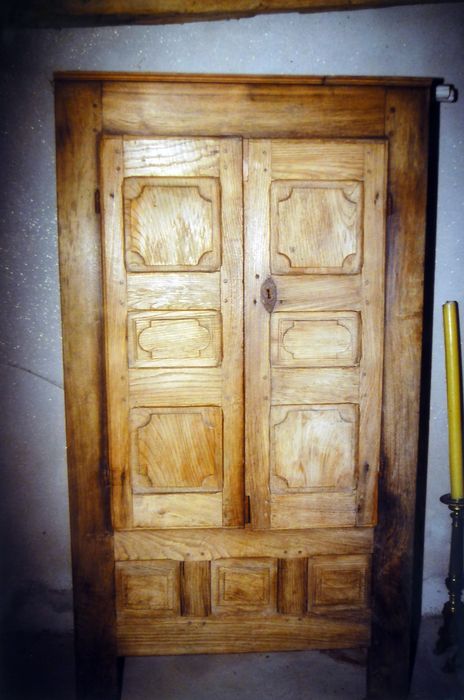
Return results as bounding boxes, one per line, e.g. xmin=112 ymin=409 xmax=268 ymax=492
xmin=103 ymin=83 xmax=386 ymax=138
xmin=55 ymin=73 xmax=433 ymax=700
xmin=100 ymin=136 xmax=244 ymax=531
xmin=117 ymin=613 xmax=370 ymax=655
xmin=272 ymin=366 xmax=360 ymax=404
xmin=367 ymin=87 xmax=430 ymax=700
xmin=16 ymin=1 xmax=461 ymax=28
xmin=244 ymin=140 xmax=272 ymax=528
xmin=277 ymin=558 xmax=308 ymax=614
xmin=129 ymin=367 xmax=223 ymax=406
xmin=219 ymin=139 xmax=245 ymax=527
xmin=55 ymin=81 xmax=119 ymax=700
xmin=356 ymin=143 xmax=387 ymax=526
xmin=180 ymin=561 xmax=212 ymax=616
xmin=114 ymin=527 xmax=374 ymax=561
xmin=308 ymin=554 xmax=370 ymax=612
xmin=100 ymin=137 xmax=133 ymax=529
xmin=126 ymin=271 xmax=221 ymax=310
xmin=116 ymin=560 xmax=181 ymax=617
xmin=56 ymin=72 xmax=435 ymax=87
xmin=132 ymin=492 xmax=223 ymax=528
xmin=263 ymin=139 xmax=386 ymax=530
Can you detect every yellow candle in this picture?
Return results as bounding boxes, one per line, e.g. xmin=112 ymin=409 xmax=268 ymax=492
xmin=443 ymin=301 xmax=464 ymax=500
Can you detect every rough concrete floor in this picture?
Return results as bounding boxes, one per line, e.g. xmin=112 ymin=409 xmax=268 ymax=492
xmin=1 ymin=616 xmax=463 ymax=699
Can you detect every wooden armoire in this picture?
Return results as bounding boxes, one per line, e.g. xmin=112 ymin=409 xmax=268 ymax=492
xmin=55 ymin=73 xmax=435 ymax=700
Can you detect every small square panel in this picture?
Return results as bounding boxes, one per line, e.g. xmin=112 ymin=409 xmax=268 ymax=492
xmin=116 ymin=560 xmax=180 ymax=617
xmin=130 ymin=407 xmax=223 ymax=494
xmin=270 ymin=404 xmax=358 ymax=493
xmin=211 ymin=558 xmax=277 ymax=614
xmin=124 ymin=176 xmax=221 ymax=271
xmin=308 ymin=555 xmax=370 ymax=612
xmin=270 ymin=180 xmax=363 ymax=275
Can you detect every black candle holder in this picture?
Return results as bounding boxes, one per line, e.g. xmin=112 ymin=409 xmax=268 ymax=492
xmin=435 ymin=494 xmax=464 ymax=672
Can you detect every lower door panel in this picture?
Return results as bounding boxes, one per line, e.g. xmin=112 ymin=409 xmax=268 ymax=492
xmin=114 ymin=528 xmax=372 ymax=656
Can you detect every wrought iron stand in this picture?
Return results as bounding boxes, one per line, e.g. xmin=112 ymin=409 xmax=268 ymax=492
xmin=435 ymin=494 xmax=464 ymax=671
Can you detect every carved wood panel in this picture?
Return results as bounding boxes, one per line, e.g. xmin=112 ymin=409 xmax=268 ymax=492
xmin=271 ymin=311 xmax=360 ymax=367
xmin=211 ymin=558 xmax=277 ymax=615
xmin=308 ymin=555 xmax=370 ymax=612
xmin=115 ymin=552 xmax=370 ymax=622
xmin=116 ymin=561 xmax=181 ymax=617
xmin=270 ymin=180 xmax=363 ymax=274
xmin=130 ymin=407 xmax=223 ymax=493
xmin=128 ymin=311 xmax=222 ymax=367
xmin=123 ymin=177 xmax=221 ymax=271
xmin=270 ymin=404 xmax=358 ymax=493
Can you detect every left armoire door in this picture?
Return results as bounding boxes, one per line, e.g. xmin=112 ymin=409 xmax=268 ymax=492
xmin=101 ymin=137 xmax=245 ymax=536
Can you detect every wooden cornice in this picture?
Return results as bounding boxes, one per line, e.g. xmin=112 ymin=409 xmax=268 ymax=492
xmin=53 ymin=71 xmax=437 ymax=87
xmin=8 ymin=0 xmax=463 ymax=29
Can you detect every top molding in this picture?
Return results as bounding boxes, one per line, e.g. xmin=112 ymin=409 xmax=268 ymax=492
xmin=54 ymin=72 xmax=436 ymax=87
xmin=11 ymin=0 xmax=464 ymax=28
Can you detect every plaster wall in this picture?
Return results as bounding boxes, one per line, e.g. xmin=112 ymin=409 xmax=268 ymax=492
xmin=0 ymin=2 xmax=463 ymax=633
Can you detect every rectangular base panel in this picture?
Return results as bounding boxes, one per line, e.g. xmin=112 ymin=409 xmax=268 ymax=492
xmin=117 ymin=614 xmax=370 ymax=656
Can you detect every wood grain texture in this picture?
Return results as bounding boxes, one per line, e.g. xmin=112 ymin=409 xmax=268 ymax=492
xmin=123 ymin=138 xmax=221 ymax=177
xmin=114 ymin=527 xmax=374 ymax=561
xmin=271 ymin=493 xmax=356 ymax=529
xmin=127 ymin=310 xmax=222 ymax=367
xmin=272 ymin=367 xmax=359 ymax=404
xmin=356 ymin=142 xmax=387 ymax=526
xmin=308 ymin=555 xmax=370 ymax=612
xmin=275 ymin=275 xmax=362 ymax=312
xmin=211 ymin=558 xmax=277 ymax=614
xmin=126 ymin=271 xmax=221 ymax=311
xmin=219 ymin=139 xmax=245 ymax=527
xmin=244 ymin=140 xmax=272 ymax=528
xmin=129 ymin=368 xmax=223 ymax=406
xmin=270 ymin=404 xmax=358 ymax=493
xmin=100 ymin=137 xmax=132 ymax=529
xmin=19 ymin=2 xmax=461 ymax=28
xmin=271 ymin=311 xmax=360 ymax=367
xmin=270 ymin=180 xmax=362 ymax=274
xmin=56 ymin=72 xmax=435 ymax=87
xmin=103 ymin=83 xmax=385 ymax=138
xmin=106 ymin=137 xmax=243 ymax=531
xmin=367 ymin=87 xmax=430 ymax=700
xmin=55 ymin=81 xmax=119 ymax=700
xmin=116 ymin=560 xmax=181 ymax=617
xmin=123 ymin=177 xmax=221 ymax=271
xmin=132 ymin=492 xmax=223 ymax=528
xmin=129 ymin=407 xmax=223 ymax=493
xmin=117 ymin=613 xmax=370 ymax=656
xmin=56 ymin=74 xmax=433 ymax=699
xmin=266 ymin=138 xmax=385 ymax=532
xmin=181 ymin=561 xmax=211 ymax=616
xmin=277 ymin=558 xmax=308 ymax=614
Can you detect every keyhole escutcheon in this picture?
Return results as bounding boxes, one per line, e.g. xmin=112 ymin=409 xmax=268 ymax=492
xmin=260 ymin=277 xmax=277 ymax=313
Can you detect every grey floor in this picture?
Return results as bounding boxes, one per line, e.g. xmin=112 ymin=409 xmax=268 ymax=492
xmin=1 ymin=617 xmax=463 ymax=699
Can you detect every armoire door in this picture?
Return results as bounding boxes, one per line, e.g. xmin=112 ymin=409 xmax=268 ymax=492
xmin=100 ymin=133 xmax=386 ymax=653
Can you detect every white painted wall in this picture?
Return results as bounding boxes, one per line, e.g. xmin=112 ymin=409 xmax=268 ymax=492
xmin=0 ymin=1 xmax=463 ymax=632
